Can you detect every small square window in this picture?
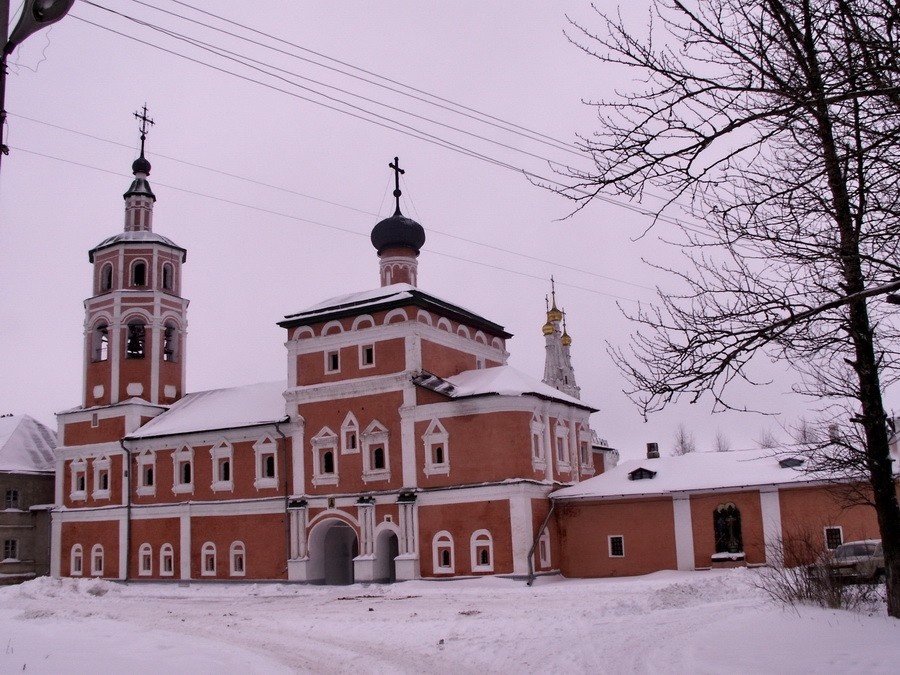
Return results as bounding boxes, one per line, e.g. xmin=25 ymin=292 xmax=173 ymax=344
xmin=609 ymin=535 xmax=625 ymax=558
xmin=360 ymin=344 xmax=375 ymax=368
xmin=326 ymin=350 xmax=340 ymax=373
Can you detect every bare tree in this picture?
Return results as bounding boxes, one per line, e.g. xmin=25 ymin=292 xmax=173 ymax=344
xmin=562 ymin=0 xmax=900 ymax=616
xmin=673 ymin=423 xmax=697 ymax=455
xmin=713 ymin=429 xmax=732 ymax=452
xmin=756 ymin=428 xmax=781 ymax=449
xmin=793 ymin=417 xmax=820 ymax=445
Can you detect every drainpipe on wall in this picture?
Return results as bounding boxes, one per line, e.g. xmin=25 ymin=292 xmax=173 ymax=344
xmin=274 ymin=420 xmax=290 ymax=574
xmin=526 ymin=500 xmax=556 ymax=586
xmin=118 ymin=438 xmax=132 ymax=582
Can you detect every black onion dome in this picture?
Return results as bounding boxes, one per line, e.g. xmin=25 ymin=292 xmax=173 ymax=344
xmin=132 ymin=155 xmax=152 ymax=175
xmin=370 ymin=211 xmax=426 ymax=254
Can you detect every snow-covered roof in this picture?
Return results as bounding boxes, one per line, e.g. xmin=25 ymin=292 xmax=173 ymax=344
xmin=126 ymin=381 xmax=288 ymax=440
xmin=415 ymin=365 xmax=597 ymax=411
xmin=89 ymin=231 xmax=186 ymax=261
xmin=0 ymin=415 xmax=56 ymax=473
xmin=279 ymin=283 xmax=512 ymax=338
xmin=551 ymin=448 xmax=831 ymax=500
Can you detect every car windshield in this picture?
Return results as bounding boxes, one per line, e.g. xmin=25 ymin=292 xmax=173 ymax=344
xmin=835 ymin=543 xmax=875 ymax=558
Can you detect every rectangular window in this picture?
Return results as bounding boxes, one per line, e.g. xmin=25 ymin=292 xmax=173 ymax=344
xmin=824 ymin=526 xmax=843 ymax=550
xmin=360 ymin=344 xmax=375 ymax=368
xmin=4 ymin=490 xmax=19 ymax=509
xmin=580 ymin=441 xmax=590 ymax=465
xmin=3 ymin=539 xmax=18 ymax=560
xmin=326 ymin=350 xmax=340 ymax=373
xmin=609 ymin=535 xmax=625 ymax=558
xmin=91 ymin=412 xmax=99 ymax=428
xmin=143 ymin=466 xmax=154 ymax=487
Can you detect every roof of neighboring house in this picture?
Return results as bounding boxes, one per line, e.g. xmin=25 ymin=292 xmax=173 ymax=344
xmin=551 ymin=448 xmax=855 ymax=501
xmin=413 ymin=365 xmax=598 ymax=412
xmin=0 ymin=415 xmax=56 ymax=473
xmin=126 ymin=381 xmax=288 ymax=440
xmin=278 ymin=283 xmax=513 ymax=338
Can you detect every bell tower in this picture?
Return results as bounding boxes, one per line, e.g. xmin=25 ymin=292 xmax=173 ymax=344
xmin=82 ymin=107 xmax=188 ymax=407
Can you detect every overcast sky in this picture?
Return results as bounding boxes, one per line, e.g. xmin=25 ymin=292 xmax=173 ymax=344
xmin=0 ymin=0 xmax=862 ymax=458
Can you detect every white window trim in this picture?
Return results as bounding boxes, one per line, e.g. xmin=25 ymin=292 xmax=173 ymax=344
xmin=210 ymin=441 xmax=234 ymax=493
xmin=554 ymin=421 xmax=571 ymax=473
xmin=608 ymin=535 xmax=625 ymax=558
xmin=91 ymin=544 xmax=104 ymax=576
xmin=172 ymin=446 xmax=194 ymax=495
xmin=70 ymin=544 xmax=84 ymax=576
xmin=340 ymin=413 xmax=360 ymax=455
xmin=70 ymin=459 xmax=87 ymax=501
xmin=136 ymin=450 xmax=156 ymax=497
xmin=362 ymin=420 xmax=391 ymax=483
xmin=92 ymin=456 xmax=111 ymax=500
xmin=432 ymin=531 xmax=455 ymax=575
xmin=578 ymin=428 xmax=595 ymax=474
xmin=311 ymin=427 xmax=339 ymax=487
xmin=253 ymin=435 xmax=279 ymax=490
xmin=470 ymin=529 xmax=494 ymax=573
xmin=359 ymin=343 xmax=376 ymax=369
xmin=538 ymin=530 xmax=551 ymax=568
xmin=160 ymin=544 xmax=175 ymax=577
xmin=530 ymin=417 xmax=546 ymax=471
xmin=230 ymin=541 xmax=246 ymax=577
xmin=422 ymin=419 xmax=450 ymax=476
xmin=138 ymin=543 xmax=153 ymax=576
xmin=201 ymin=542 xmax=216 ymax=577
xmin=325 ymin=349 xmax=341 ymax=374
xmin=824 ymin=525 xmax=844 ymax=550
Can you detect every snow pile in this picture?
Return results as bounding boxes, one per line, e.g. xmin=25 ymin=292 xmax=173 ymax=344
xmin=1 ymin=570 xmax=898 ymax=673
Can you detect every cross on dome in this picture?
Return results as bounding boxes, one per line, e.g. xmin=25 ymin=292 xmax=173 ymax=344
xmin=389 ymin=156 xmax=405 ymax=215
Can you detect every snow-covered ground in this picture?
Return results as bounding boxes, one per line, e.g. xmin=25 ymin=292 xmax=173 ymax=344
xmin=1 ymin=570 xmax=898 ymax=674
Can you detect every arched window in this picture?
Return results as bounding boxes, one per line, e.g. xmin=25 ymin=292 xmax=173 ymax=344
xmin=163 ymin=322 xmax=178 ymax=362
xmin=432 ymin=531 xmax=454 ymax=574
xmin=201 ymin=542 xmax=216 ymax=576
xmin=160 ymin=544 xmax=174 ymax=576
xmin=126 ymin=320 xmax=145 ymax=359
xmin=713 ymin=503 xmax=743 ymax=553
xmin=70 ymin=544 xmax=83 ymax=576
xmin=323 ymin=451 xmax=334 ymax=474
xmin=132 ymin=261 xmax=147 ymax=286
xmin=100 ymin=263 xmax=113 ymax=291
xmin=373 ymin=446 xmax=385 ymax=470
xmin=470 ymin=529 xmax=494 ymax=573
xmin=92 ymin=323 xmax=109 ymax=362
xmin=91 ymin=544 xmax=104 ymax=576
xmin=230 ymin=541 xmax=246 ymax=576
xmin=139 ymin=543 xmax=152 ymax=576
xmin=182 ymin=461 xmax=192 ymax=485
xmin=162 ymin=263 xmax=174 ymax=291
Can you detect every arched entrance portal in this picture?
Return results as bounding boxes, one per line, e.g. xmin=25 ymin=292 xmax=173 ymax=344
xmin=374 ymin=530 xmax=399 ymax=583
xmin=308 ymin=519 xmax=359 ymax=585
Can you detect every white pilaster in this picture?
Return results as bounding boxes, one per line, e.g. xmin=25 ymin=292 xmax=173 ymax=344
xmin=673 ymin=495 xmax=695 ymax=571
xmin=759 ymin=488 xmax=783 ymax=565
xmin=179 ymin=510 xmax=191 ymax=580
xmin=508 ymin=496 xmax=532 ymax=575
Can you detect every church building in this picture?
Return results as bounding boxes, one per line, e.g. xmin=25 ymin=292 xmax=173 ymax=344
xmin=50 ymin=120 xmax=601 ymax=583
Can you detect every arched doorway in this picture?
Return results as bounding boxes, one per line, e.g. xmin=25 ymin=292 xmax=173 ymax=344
xmin=307 ymin=519 xmax=359 ymax=585
xmin=374 ymin=530 xmax=399 ymax=583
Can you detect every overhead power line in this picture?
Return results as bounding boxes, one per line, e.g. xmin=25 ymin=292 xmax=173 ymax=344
xmin=11 ymin=144 xmax=648 ymax=305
